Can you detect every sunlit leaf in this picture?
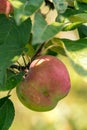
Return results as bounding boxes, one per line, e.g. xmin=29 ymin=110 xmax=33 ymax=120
xmin=32 ymin=13 xmax=63 ymax=45
xmin=63 ymin=39 xmax=87 ymax=76
xmin=69 ymin=13 xmax=87 ymax=23
xmin=63 ymin=22 xmax=82 ymax=31
xmin=9 ymin=0 xmax=43 ymax=25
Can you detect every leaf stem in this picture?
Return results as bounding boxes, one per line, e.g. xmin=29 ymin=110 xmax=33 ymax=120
xmin=31 ymin=42 xmax=45 ymax=62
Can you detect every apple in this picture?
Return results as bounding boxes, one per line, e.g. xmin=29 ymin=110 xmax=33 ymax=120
xmin=16 ymin=55 xmax=71 ymax=112
xmin=0 ymin=0 xmax=13 ymax=16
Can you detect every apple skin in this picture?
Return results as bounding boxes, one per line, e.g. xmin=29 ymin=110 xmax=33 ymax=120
xmin=16 ymin=55 xmax=71 ymax=112
xmin=0 ymin=0 xmax=13 ymax=16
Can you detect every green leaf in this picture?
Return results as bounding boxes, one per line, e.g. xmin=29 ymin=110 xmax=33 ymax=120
xmin=0 ymin=96 xmax=15 ymax=130
xmin=9 ymin=0 xmax=43 ymax=25
xmin=78 ymin=24 xmax=87 ymax=38
xmin=74 ymin=0 xmax=80 ymax=10
xmin=77 ymin=0 xmax=87 ymax=4
xmin=63 ymin=39 xmax=87 ymax=76
xmin=69 ymin=13 xmax=87 ymax=23
xmin=0 ymin=15 xmax=31 ymax=90
xmin=63 ymin=8 xmax=81 ymax=18
xmin=76 ymin=2 xmax=87 ymax=12
xmin=4 ymin=70 xmax=24 ymax=91
xmin=43 ymin=38 xmax=66 ymax=56
xmin=53 ymin=0 xmax=68 ymax=13
xmin=32 ymin=13 xmax=63 ymax=45
xmin=50 ymin=38 xmax=66 ymax=56
xmin=50 ymin=46 xmax=66 ymax=56
xmin=63 ymin=22 xmax=82 ymax=31
xmin=63 ymin=5 xmax=86 ymax=20
xmin=26 ymin=43 xmax=35 ymax=57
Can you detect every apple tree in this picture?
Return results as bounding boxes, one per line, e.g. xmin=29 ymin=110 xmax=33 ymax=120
xmin=0 ymin=0 xmax=87 ymax=129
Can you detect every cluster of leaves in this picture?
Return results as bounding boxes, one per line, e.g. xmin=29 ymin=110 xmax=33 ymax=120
xmin=0 ymin=0 xmax=87 ymax=129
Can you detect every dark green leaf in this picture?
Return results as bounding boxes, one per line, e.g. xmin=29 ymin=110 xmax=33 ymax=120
xmin=78 ymin=24 xmax=87 ymax=38
xmin=0 ymin=96 xmax=15 ymax=130
xmin=32 ymin=13 xmax=63 ymax=45
xmin=63 ymin=39 xmax=87 ymax=76
xmin=76 ymin=2 xmax=87 ymax=12
xmin=77 ymin=0 xmax=87 ymax=4
xmin=0 ymin=96 xmax=10 ymax=107
xmin=63 ymin=8 xmax=81 ymax=18
xmin=3 ymin=70 xmax=24 ymax=91
xmin=63 ymin=7 xmax=85 ymax=19
xmin=9 ymin=0 xmax=43 ymax=25
xmin=0 ymin=15 xmax=31 ymax=90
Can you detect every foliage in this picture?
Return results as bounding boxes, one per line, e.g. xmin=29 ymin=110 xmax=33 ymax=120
xmin=0 ymin=96 xmax=15 ymax=130
xmin=0 ymin=0 xmax=87 ymax=129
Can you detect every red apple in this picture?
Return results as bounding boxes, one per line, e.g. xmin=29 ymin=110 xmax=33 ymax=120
xmin=16 ymin=55 xmax=71 ymax=111
xmin=0 ymin=0 xmax=13 ymax=16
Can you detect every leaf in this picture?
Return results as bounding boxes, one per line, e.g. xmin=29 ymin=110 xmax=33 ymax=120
xmin=9 ymin=0 xmax=43 ymax=25
xmin=63 ymin=39 xmax=87 ymax=76
xmin=63 ymin=22 xmax=82 ymax=31
xmin=78 ymin=24 xmax=87 ymax=38
xmin=62 ymin=6 xmax=86 ymax=20
xmin=0 ymin=96 xmax=15 ymax=130
xmin=0 ymin=15 xmax=31 ymax=90
xmin=69 ymin=13 xmax=87 ymax=23
xmin=4 ymin=70 xmax=24 ymax=91
xmin=74 ymin=0 xmax=80 ymax=10
xmin=51 ymin=38 xmax=66 ymax=56
xmin=32 ymin=13 xmax=63 ymax=45
xmin=63 ymin=8 xmax=80 ymax=19
xmin=50 ymin=46 xmax=66 ymax=56
xmin=77 ymin=0 xmax=87 ymax=4
xmin=25 ymin=43 xmax=35 ymax=57
xmin=76 ymin=2 xmax=87 ymax=12
xmin=53 ymin=0 xmax=68 ymax=13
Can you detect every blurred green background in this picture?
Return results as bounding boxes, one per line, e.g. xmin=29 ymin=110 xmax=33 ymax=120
xmin=1 ymin=54 xmax=87 ymax=130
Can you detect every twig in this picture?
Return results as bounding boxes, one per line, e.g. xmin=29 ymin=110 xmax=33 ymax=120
xmin=7 ymin=90 xmax=12 ymax=96
xmin=10 ymin=64 xmax=26 ymax=71
xmin=22 ymin=53 xmax=27 ymax=66
xmin=10 ymin=42 xmax=45 ymax=71
xmin=31 ymin=42 xmax=45 ymax=62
